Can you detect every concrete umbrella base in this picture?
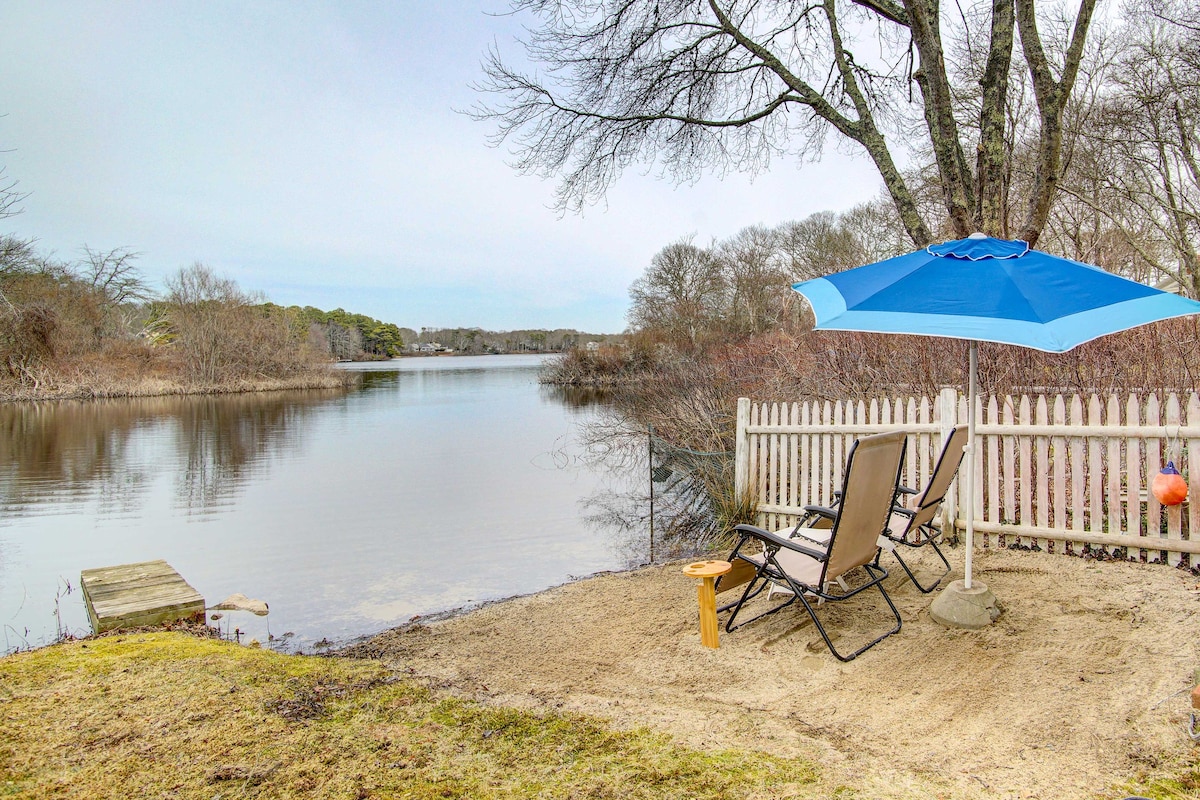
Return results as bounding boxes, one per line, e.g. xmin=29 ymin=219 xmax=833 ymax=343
xmin=929 ymin=579 xmax=1001 ymax=629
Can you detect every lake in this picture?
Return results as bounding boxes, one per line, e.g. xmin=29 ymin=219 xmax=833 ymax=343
xmin=0 ymin=355 xmax=640 ymax=653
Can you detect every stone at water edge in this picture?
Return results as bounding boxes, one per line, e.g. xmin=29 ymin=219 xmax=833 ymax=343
xmin=210 ymin=593 xmax=269 ymax=616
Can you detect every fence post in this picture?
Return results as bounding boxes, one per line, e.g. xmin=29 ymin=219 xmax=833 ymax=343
xmin=937 ymin=387 xmax=960 ymax=537
xmin=734 ymin=397 xmax=751 ymax=501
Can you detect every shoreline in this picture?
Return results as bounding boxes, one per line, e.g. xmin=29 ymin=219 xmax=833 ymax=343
xmin=0 ymin=370 xmax=354 ymax=404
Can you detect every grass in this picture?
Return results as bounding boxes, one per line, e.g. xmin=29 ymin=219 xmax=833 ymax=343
xmin=3 ymin=632 xmax=1196 ymax=799
xmin=0 ymin=633 xmax=815 ymax=799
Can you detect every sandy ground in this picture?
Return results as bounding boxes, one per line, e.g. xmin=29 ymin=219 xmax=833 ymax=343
xmin=346 ymin=547 xmax=1200 ymax=799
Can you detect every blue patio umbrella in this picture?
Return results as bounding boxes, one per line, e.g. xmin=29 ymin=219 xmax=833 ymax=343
xmin=793 ymin=233 xmax=1200 ymax=618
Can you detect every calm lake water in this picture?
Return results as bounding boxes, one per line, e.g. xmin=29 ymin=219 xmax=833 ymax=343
xmin=0 ymin=355 xmax=638 ymax=653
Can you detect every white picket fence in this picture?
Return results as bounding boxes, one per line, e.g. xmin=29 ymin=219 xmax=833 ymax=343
xmin=733 ymin=390 xmax=1200 ymax=566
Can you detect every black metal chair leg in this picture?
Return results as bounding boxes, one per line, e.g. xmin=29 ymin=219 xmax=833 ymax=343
xmin=888 ymin=534 xmax=952 ymax=594
xmin=794 ymin=565 xmax=902 ymax=662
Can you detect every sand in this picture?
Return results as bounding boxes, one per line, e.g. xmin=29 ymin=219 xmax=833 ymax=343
xmin=347 ymin=547 xmax=1200 ymax=799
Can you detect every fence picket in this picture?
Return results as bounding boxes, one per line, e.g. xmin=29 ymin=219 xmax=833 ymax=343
xmin=1088 ymin=395 xmax=1104 ymax=551
xmin=798 ymin=401 xmax=810 ymax=512
xmin=756 ymin=402 xmax=769 ymax=527
xmin=914 ymin=397 xmax=926 ymax=490
xmin=1166 ymin=393 xmax=1184 ymax=566
xmin=1018 ymin=396 xmax=1032 ymax=547
xmin=916 ymin=396 xmax=928 ymax=496
xmin=1127 ymin=394 xmax=1142 ymax=542
xmin=821 ymin=401 xmax=833 ymax=507
xmin=1106 ymin=394 xmax=1122 ymax=542
xmin=1002 ymin=396 xmax=1016 ymax=529
xmin=788 ymin=402 xmax=799 ymax=527
xmin=986 ymin=396 xmax=1000 ymax=547
xmin=1146 ymin=395 xmax=1164 ymax=561
xmin=1036 ymin=396 xmax=1050 ymax=548
xmin=969 ymin=394 xmax=984 ymax=522
xmin=1070 ymin=396 xmax=1086 ymax=544
xmin=768 ymin=402 xmax=781 ymax=532
xmin=1053 ymin=396 xmax=1067 ymax=545
xmin=1188 ymin=395 xmax=1200 ymax=567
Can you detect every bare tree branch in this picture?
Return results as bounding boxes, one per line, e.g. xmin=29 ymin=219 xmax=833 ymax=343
xmin=478 ymin=0 xmax=1102 ymax=249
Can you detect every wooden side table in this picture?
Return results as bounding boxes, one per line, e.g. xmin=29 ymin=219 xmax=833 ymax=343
xmin=682 ymin=559 xmax=732 ymax=648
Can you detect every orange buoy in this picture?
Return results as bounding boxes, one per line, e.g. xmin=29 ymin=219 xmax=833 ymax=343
xmin=1153 ymin=461 xmax=1188 ymax=506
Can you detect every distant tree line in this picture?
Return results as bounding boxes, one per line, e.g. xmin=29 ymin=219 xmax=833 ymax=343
xmin=413 ymin=326 xmax=620 ymax=355
xmin=266 ymin=305 xmax=405 ymax=361
xmin=0 ymin=206 xmax=622 ymax=399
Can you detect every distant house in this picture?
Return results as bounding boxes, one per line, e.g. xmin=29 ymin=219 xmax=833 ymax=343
xmin=412 ymin=342 xmax=443 ymax=353
xmin=585 ymin=341 xmax=600 ymax=352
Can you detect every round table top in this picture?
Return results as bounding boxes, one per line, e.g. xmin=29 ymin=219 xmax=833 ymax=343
xmin=682 ymin=559 xmax=732 ymax=579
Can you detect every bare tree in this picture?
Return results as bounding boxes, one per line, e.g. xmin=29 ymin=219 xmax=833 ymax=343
xmin=777 ymin=211 xmax=869 ymax=281
xmin=0 ymin=234 xmax=38 ymax=279
xmin=0 ymin=164 xmax=25 ymax=223
xmin=628 ymin=237 xmax=726 ymax=348
xmin=1055 ymin=0 xmax=1200 ymax=295
xmin=714 ymin=225 xmax=789 ymax=335
xmin=81 ymin=246 xmax=148 ymax=307
xmin=476 ymin=0 xmax=1099 ymax=246
xmin=326 ymin=321 xmax=363 ymax=360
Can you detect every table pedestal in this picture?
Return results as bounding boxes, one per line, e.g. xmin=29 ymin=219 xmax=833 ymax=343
xmin=682 ymin=560 xmax=732 ymax=649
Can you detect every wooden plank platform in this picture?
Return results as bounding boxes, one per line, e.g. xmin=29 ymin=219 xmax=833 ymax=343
xmin=80 ymin=560 xmax=205 ymax=634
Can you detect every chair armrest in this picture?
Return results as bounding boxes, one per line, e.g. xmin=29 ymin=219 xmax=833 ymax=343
xmin=802 ymin=504 xmax=836 ymax=519
xmin=732 ymin=524 xmax=828 ymax=561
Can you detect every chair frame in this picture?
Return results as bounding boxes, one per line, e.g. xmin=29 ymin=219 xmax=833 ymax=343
xmin=716 ymin=432 xmax=905 ymax=662
xmin=874 ymin=424 xmax=968 ymax=594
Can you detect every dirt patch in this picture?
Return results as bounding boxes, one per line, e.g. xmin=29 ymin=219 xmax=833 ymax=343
xmin=349 ymin=547 xmax=1200 ymax=798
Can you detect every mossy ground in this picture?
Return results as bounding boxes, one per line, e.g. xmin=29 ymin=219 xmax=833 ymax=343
xmin=0 ymin=633 xmax=814 ymax=799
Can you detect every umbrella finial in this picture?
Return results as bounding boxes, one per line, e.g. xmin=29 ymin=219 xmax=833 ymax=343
xmin=968 ymin=231 xmax=988 ymax=240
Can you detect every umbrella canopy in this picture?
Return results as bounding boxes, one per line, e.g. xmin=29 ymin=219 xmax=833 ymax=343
xmin=792 ymin=233 xmax=1200 ymax=613
xmin=797 ymin=234 xmax=1200 ymax=353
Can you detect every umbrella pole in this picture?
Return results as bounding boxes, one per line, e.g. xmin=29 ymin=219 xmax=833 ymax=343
xmin=930 ymin=339 xmax=997 ymax=628
xmin=965 ymin=341 xmax=977 ymax=590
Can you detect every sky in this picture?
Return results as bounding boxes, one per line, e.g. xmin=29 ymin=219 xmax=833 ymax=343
xmin=0 ymin=2 xmax=884 ymax=334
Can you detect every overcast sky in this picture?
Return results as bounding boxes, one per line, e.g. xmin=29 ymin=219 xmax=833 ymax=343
xmin=0 ymin=2 xmax=884 ymax=334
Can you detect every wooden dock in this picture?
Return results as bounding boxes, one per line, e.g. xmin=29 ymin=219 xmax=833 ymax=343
xmin=80 ymin=560 xmax=205 ymax=634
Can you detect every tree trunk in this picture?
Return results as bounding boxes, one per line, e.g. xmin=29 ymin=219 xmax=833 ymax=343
xmin=976 ymin=0 xmax=1016 ymax=237
xmin=907 ymin=0 xmax=974 ymax=237
xmin=1015 ymin=0 xmax=1098 ymax=245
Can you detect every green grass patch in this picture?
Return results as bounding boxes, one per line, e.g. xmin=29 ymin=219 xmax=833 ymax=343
xmin=0 ymin=633 xmax=815 ymax=799
xmin=1121 ymin=763 xmax=1200 ymax=800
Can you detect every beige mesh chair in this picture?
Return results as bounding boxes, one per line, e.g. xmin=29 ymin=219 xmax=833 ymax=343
xmin=797 ymin=425 xmax=968 ymax=593
xmin=876 ymin=424 xmax=968 ymax=593
xmin=715 ymin=431 xmax=906 ymax=662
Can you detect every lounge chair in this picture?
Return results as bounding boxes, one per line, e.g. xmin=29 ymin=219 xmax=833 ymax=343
xmin=715 ymin=430 xmax=906 ymax=662
xmin=790 ymin=425 xmax=968 ymax=594
xmin=875 ymin=424 xmax=968 ymax=593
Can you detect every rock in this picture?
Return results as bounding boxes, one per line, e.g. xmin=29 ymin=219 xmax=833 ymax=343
xmin=210 ymin=593 xmax=269 ymax=616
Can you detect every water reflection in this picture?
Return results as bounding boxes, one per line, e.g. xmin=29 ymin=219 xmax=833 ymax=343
xmin=538 ymin=384 xmax=613 ymax=410
xmin=170 ymin=394 xmax=339 ymax=515
xmin=356 ymin=369 xmax=397 ymax=390
xmin=0 ymin=391 xmax=344 ymax=522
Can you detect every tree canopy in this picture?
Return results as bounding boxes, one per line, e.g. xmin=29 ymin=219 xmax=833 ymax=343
xmin=477 ymin=0 xmax=1099 ymax=246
